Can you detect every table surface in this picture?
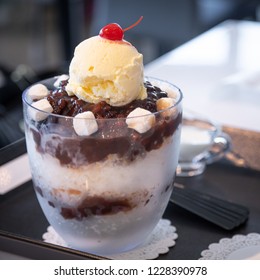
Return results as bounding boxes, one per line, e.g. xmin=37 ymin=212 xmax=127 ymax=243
xmin=145 ymin=20 xmax=260 ymax=133
xmin=0 ymin=138 xmax=260 ymax=260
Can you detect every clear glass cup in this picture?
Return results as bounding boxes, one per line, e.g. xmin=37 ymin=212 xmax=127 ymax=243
xmin=22 ymin=76 xmax=183 ymax=256
xmin=177 ymin=111 xmax=230 ymax=177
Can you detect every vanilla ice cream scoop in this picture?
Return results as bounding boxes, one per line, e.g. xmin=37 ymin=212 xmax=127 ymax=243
xmin=66 ymin=35 xmax=147 ymax=106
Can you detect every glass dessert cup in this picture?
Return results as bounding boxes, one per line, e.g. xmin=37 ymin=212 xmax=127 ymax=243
xmin=22 ymin=76 xmax=183 ymax=256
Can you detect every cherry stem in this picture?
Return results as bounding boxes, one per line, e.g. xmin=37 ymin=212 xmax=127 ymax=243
xmin=123 ymin=16 xmax=143 ymax=32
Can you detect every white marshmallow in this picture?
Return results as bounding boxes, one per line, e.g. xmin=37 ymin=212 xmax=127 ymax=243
xmin=27 ymin=84 xmax=49 ymax=102
xmin=156 ymin=97 xmax=178 ymax=118
xmin=28 ymin=99 xmax=53 ymax=122
xmin=54 ymin=74 xmax=69 ymax=88
xmin=126 ymin=107 xmax=155 ymax=134
xmin=166 ymin=89 xmax=178 ymax=99
xmin=73 ymin=111 xmax=98 ymax=136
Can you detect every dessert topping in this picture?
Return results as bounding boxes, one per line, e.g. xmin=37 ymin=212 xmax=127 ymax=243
xmin=166 ymin=89 xmax=178 ymax=100
xmin=54 ymin=74 xmax=69 ymax=88
xmin=28 ymin=99 xmax=53 ymax=121
xmin=66 ymin=35 xmax=146 ymax=106
xmin=99 ymin=23 xmax=124 ymax=41
xmin=73 ymin=111 xmax=98 ymax=136
xmin=27 ymin=84 xmax=48 ymax=102
xmin=126 ymin=107 xmax=155 ymax=133
xmin=156 ymin=97 xmax=178 ymax=118
xmin=99 ymin=16 xmax=143 ymax=41
xmin=66 ymin=17 xmax=146 ymax=107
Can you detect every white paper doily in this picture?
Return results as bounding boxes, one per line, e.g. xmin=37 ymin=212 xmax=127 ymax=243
xmin=200 ymin=233 xmax=260 ymax=260
xmin=43 ymin=219 xmax=177 ymax=259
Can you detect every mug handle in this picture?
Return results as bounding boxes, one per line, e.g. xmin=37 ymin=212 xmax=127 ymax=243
xmin=205 ymin=132 xmax=231 ymax=164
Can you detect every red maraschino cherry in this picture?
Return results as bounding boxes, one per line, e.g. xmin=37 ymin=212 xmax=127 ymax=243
xmin=99 ymin=16 xmax=143 ymax=41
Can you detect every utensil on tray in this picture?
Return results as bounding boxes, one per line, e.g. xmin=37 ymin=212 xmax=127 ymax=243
xmin=171 ymin=183 xmax=249 ymax=230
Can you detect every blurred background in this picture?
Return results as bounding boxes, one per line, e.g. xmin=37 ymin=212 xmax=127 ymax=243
xmin=0 ymin=0 xmax=260 ymax=148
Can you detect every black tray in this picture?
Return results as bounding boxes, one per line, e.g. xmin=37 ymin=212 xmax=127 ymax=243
xmin=1 ymin=138 xmax=260 ymax=259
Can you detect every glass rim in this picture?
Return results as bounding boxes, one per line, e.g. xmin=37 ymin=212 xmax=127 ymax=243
xmin=22 ymin=75 xmax=183 ymax=121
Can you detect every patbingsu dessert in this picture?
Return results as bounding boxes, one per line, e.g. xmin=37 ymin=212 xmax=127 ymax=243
xmin=22 ymin=18 xmax=183 ymax=255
